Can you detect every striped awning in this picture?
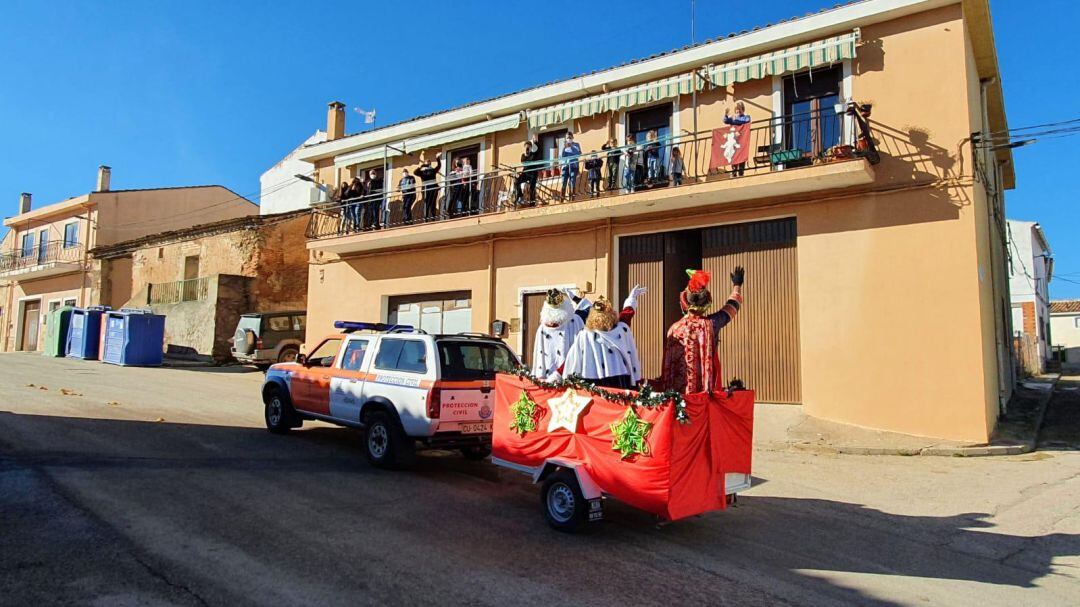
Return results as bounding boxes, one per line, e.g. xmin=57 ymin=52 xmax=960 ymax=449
xmin=334 ymin=113 xmax=522 ymax=168
xmin=334 ymin=145 xmax=404 ymax=169
xmin=527 ymin=71 xmax=704 ymax=130
xmin=526 ymin=29 xmax=859 ymax=130
xmin=707 ymin=30 xmax=859 ymax=87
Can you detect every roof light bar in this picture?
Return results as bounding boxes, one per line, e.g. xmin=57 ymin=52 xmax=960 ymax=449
xmin=333 ymin=320 xmax=415 ymax=334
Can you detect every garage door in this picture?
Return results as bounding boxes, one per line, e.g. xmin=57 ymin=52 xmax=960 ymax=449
xmin=701 ymin=218 xmax=800 ymax=403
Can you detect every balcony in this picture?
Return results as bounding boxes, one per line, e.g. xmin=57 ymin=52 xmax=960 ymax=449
xmin=307 ymin=107 xmax=880 ymax=253
xmin=147 ymin=276 xmax=211 ymax=304
xmin=0 ymin=241 xmax=85 ymax=279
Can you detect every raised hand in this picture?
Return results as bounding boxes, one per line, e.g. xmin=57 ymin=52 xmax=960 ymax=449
xmin=624 ymin=284 xmax=647 ymax=310
xmin=731 ymin=266 xmax=745 ymax=286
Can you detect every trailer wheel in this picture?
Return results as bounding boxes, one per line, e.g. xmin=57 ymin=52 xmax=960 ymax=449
xmin=540 ymin=469 xmax=589 ymax=533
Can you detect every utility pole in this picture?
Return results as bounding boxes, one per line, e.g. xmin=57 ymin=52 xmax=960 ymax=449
xmin=691 ymin=0 xmax=699 ymax=177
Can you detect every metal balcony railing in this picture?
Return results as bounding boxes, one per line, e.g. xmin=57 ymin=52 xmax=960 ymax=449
xmin=148 ymin=276 xmax=210 ymax=305
xmin=307 ymin=106 xmax=878 ymax=240
xmin=0 ymin=241 xmax=84 ymax=274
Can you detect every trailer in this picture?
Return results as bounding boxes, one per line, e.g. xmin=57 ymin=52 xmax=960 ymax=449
xmin=491 ymin=373 xmax=754 ymax=532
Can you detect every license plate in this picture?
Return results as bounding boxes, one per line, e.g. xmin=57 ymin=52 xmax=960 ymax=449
xmin=460 ymin=422 xmax=492 ymax=434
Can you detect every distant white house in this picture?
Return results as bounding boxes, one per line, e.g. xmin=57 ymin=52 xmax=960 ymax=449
xmin=259 ymin=130 xmax=327 ymax=215
xmin=1007 ymin=219 xmax=1053 ymax=369
xmin=1050 ymin=300 xmax=1080 ymax=364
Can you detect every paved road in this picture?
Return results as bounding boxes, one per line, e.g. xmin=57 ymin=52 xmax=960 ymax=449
xmin=1040 ymin=374 xmax=1080 ymax=451
xmin=1 ymin=354 xmax=1078 ymax=606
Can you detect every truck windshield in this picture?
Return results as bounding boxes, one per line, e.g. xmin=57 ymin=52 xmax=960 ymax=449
xmin=437 ymin=340 xmax=516 ymax=381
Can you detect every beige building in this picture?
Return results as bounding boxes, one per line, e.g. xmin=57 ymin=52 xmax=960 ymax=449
xmin=296 ymin=0 xmax=1014 ymax=443
xmin=90 ymin=210 xmax=310 ymax=362
xmin=0 ymin=166 xmax=258 ymax=352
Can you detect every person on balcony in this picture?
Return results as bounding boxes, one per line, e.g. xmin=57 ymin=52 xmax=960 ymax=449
xmin=447 ymin=159 xmax=464 ymax=218
xmin=585 ymin=153 xmax=603 ymax=198
xmin=461 ymin=157 xmax=476 ymax=215
xmin=346 ymin=174 xmax=365 ymax=233
xmin=601 ymin=137 xmax=621 ymax=191
xmin=644 ymin=129 xmax=661 ymax=184
xmin=515 ymin=140 xmax=541 ymax=206
xmin=622 ymin=134 xmax=638 ymax=194
xmin=670 ymin=146 xmax=685 ymax=186
xmin=724 ymin=102 xmax=751 ymax=177
xmin=415 ymin=156 xmax=441 ymax=221
xmin=398 ymin=169 xmax=417 ymax=224
xmin=363 ymin=169 xmax=383 ymax=230
xmin=560 ymin=133 xmax=582 ymax=201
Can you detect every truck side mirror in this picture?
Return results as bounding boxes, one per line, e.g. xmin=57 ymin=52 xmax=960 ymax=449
xmin=296 ymin=354 xmax=308 ymax=366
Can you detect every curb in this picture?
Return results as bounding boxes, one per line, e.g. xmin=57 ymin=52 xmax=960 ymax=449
xmin=765 ymin=375 xmax=1060 ymax=458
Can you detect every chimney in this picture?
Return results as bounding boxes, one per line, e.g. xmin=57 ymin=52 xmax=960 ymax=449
xmin=18 ymin=193 xmax=31 ymax=214
xmin=96 ymin=165 xmax=111 ymax=192
xmin=327 ymin=101 xmax=346 ymax=141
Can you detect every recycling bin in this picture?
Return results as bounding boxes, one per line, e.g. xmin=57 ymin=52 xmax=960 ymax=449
xmin=66 ymin=306 xmax=110 ymax=360
xmin=43 ymin=306 xmax=74 ymax=357
xmin=101 ymin=309 xmax=166 ymax=366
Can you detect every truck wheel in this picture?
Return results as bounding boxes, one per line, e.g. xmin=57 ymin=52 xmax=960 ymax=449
xmin=460 ymin=445 xmax=492 ymax=461
xmin=277 ymin=346 xmax=299 ymax=364
xmin=363 ymin=411 xmax=415 ymax=469
xmin=541 ymin=469 xmax=589 ymax=533
xmin=264 ymin=386 xmax=298 ymax=434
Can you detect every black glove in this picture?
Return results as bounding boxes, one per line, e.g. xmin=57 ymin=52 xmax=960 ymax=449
xmin=731 ymin=266 xmax=745 ymax=286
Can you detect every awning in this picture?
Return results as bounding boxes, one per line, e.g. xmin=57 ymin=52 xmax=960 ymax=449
xmin=403 ymin=113 xmax=522 ymax=151
xmin=526 ymin=29 xmax=859 ymax=130
xmin=527 ymin=71 xmax=703 ymax=130
xmin=333 ymin=113 xmax=522 ymax=168
xmin=334 ymin=145 xmax=404 ymax=169
xmin=707 ymin=30 xmax=859 ymax=86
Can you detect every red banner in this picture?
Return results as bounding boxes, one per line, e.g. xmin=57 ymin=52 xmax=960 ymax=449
xmin=709 ymin=122 xmax=751 ymax=171
xmin=492 ymin=374 xmax=754 ymax=521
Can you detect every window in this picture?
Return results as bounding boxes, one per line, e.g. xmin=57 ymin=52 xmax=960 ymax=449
xmin=307 ymin=338 xmax=342 ymax=367
xmin=627 ymin=104 xmax=674 ymax=181
xmin=783 ymin=66 xmax=843 ymax=159
xmin=63 ymin=223 xmax=79 ymax=248
xmin=388 ymin=290 xmax=472 ymax=334
xmin=437 ymin=340 xmax=515 ymax=381
xmin=340 ymin=339 xmax=370 ymax=372
xmin=292 ymin=314 xmax=307 ymax=331
xmin=20 ymin=233 xmax=33 ymax=257
xmin=538 ymin=131 xmax=568 ymax=177
xmin=374 ymin=339 xmax=428 ymax=373
xmin=38 ymin=229 xmax=48 ymax=263
xmin=1074 ymin=317 xmax=1080 ymax=329
xmin=267 ymin=316 xmax=291 ymax=332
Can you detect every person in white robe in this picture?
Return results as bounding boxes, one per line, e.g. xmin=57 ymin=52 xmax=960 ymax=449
xmin=563 ymin=285 xmax=646 ymax=389
xmin=531 ymin=288 xmax=588 ymax=381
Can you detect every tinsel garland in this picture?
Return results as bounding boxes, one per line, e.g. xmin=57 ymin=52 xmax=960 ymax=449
xmin=500 ymin=365 xmax=689 ymax=424
xmin=611 ymin=406 xmax=653 ymax=459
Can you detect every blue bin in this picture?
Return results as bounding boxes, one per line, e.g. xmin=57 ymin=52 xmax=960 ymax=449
xmin=66 ymin=306 xmax=110 ymax=360
xmin=101 ymin=309 xmax=166 ymax=366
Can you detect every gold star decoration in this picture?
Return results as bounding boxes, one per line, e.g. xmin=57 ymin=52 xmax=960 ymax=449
xmin=546 ymin=389 xmax=592 ymax=433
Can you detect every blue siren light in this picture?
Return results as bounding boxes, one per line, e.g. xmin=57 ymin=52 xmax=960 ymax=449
xmin=333 ymin=321 xmax=414 ymax=333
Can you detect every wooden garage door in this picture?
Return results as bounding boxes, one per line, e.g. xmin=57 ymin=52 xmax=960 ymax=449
xmin=618 ymin=234 xmax=666 ymax=381
xmin=702 ymin=218 xmax=801 ymax=403
xmin=519 ymin=291 xmax=548 ymax=365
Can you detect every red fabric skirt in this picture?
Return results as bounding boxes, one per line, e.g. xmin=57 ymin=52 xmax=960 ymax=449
xmin=493 ymin=374 xmax=754 ymax=521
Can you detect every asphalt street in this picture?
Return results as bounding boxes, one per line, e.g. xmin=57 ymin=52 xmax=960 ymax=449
xmin=1 ymin=353 xmax=1078 ymax=606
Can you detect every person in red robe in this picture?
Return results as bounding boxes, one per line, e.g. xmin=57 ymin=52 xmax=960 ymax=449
xmin=660 ymin=266 xmax=744 ymax=394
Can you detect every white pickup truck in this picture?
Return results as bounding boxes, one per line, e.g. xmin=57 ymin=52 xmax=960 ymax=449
xmin=262 ymin=321 xmax=518 ymax=468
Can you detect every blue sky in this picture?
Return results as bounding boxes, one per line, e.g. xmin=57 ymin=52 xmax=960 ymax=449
xmin=1 ymin=1 xmax=1077 ymax=295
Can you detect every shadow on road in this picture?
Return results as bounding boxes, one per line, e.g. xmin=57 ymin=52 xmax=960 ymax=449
xmin=1 ymin=410 xmax=1077 ymax=606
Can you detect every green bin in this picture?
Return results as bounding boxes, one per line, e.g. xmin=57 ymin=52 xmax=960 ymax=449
xmin=43 ymin=306 xmax=75 ymax=357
